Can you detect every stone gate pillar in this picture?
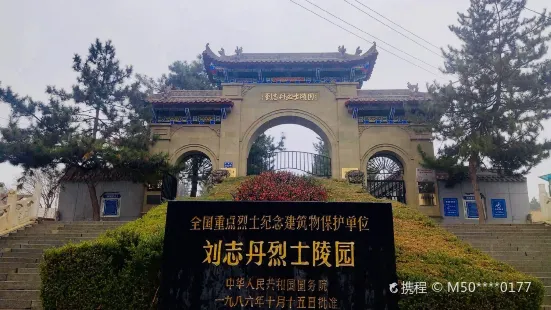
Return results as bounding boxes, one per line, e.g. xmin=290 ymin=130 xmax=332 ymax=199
xmin=335 ymin=83 xmax=361 ymax=178
xmin=219 ymin=84 xmax=243 ymax=176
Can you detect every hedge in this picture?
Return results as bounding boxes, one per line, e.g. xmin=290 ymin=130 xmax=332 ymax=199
xmin=40 ymin=177 xmax=544 ymax=309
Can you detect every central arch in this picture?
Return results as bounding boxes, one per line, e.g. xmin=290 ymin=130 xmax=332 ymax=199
xmin=239 ymin=109 xmax=339 ymax=177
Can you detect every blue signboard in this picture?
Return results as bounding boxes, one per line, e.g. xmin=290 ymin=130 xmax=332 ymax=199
xmin=103 ymin=199 xmax=119 ymax=216
xmin=224 ymin=162 xmax=233 ymax=168
xmin=102 ymin=192 xmax=120 ymax=216
xmin=491 ymin=198 xmax=508 ymax=218
xmin=102 ymin=193 xmax=121 ymax=199
xmin=443 ymin=198 xmax=459 ymax=217
xmin=466 ymin=201 xmax=479 ymax=219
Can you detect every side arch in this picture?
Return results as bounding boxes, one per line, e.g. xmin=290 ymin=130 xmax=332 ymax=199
xmin=170 ymin=144 xmax=219 ymax=169
xmin=361 ymin=144 xmax=412 ymax=180
xmin=239 ymin=109 xmax=339 ymax=177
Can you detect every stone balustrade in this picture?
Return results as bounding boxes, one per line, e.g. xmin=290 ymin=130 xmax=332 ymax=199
xmin=0 ymin=183 xmax=42 ymax=235
xmin=530 ymin=184 xmax=551 ymax=223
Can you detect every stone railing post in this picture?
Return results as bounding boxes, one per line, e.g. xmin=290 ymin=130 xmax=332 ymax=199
xmin=29 ymin=183 xmax=42 ymax=221
xmin=6 ymin=190 xmax=18 ymax=229
xmin=539 ymin=184 xmax=551 ymax=221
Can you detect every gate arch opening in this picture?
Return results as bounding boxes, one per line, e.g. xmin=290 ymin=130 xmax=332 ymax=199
xmin=242 ymin=114 xmax=336 ymax=177
xmin=365 ymin=152 xmax=406 ymax=203
xmin=175 ymin=151 xmax=212 ymax=198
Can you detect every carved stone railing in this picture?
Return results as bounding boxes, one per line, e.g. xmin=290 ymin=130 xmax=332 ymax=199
xmin=0 ymin=184 xmax=42 ymax=235
xmin=530 ymin=184 xmax=551 ymax=223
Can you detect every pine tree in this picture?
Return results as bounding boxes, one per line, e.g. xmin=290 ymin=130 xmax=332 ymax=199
xmin=0 ymin=39 xmax=170 ymax=220
xmin=312 ymin=136 xmax=331 ymax=176
xmin=419 ymin=0 xmax=551 ymax=223
xmin=247 ymin=133 xmax=286 ymax=174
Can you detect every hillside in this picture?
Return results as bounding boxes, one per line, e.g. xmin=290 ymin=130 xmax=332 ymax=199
xmin=40 ymin=177 xmax=544 ymax=310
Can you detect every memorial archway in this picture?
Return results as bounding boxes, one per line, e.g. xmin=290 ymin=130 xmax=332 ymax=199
xmin=147 ymin=43 xmax=437 ymax=213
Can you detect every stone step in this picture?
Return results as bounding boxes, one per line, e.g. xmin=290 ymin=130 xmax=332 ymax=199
xmin=539 ymin=278 xmax=551 ymax=286
xmin=529 ymin=272 xmax=551 ymax=277
xmin=444 ymin=223 xmax=547 ymax=226
xmin=0 ymin=252 xmax=43 ymax=259
xmin=462 ymin=240 xmax=551 ymax=245
xmin=20 ymin=225 xmax=66 ymax=231
xmin=0 ymin=258 xmax=39 ymax=264
xmin=0 ymin=299 xmax=32 ymax=309
xmin=456 ymin=235 xmax=551 ymax=240
xmin=5 ymin=273 xmax=40 ymax=282
xmin=0 ymin=281 xmax=40 ymax=290
xmin=447 ymin=223 xmax=551 ymax=226
xmin=0 ymin=263 xmax=39 ymax=269
xmin=18 ymin=244 xmax=61 ymax=250
xmin=474 ymin=246 xmax=551 ymax=252
xmin=0 ymin=269 xmax=14 ymax=276
xmin=448 ymin=231 xmax=551 ymax=235
xmin=456 ymin=236 xmax=551 ymax=240
xmin=58 ymin=226 xmax=119 ymax=231
xmin=1 ymin=242 xmax=75 ymax=251
xmin=6 ymin=236 xmax=96 ymax=242
xmin=546 ymin=286 xmax=551 ymax=295
xmin=503 ymin=260 xmax=551 ymax=268
xmin=63 ymin=223 xmax=122 ymax=227
xmin=487 ymin=252 xmax=551 ymax=259
xmin=27 ymin=240 xmax=64 ymax=245
xmin=9 ymin=248 xmax=46 ymax=254
xmin=17 ymin=268 xmax=38 ymax=274
xmin=0 ymin=289 xmax=40 ymax=299
xmin=514 ymin=266 xmax=551 ymax=273
xmin=15 ymin=232 xmax=101 ymax=238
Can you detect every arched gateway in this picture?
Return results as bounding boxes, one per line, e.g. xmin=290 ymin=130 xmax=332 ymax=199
xmin=145 ymin=43 xmax=439 ymax=215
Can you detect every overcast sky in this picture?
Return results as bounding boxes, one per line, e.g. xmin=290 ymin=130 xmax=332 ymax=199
xmin=0 ymin=0 xmax=549 ymax=200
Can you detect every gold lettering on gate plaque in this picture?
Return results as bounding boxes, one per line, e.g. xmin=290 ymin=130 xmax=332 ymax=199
xmin=261 ymin=92 xmax=319 ymax=101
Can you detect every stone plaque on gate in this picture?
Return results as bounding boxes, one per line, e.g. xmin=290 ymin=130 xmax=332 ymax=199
xmin=159 ymin=201 xmax=399 ymax=309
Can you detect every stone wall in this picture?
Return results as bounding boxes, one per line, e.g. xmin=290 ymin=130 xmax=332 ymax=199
xmin=437 ymin=180 xmax=530 ymax=224
xmin=57 ymin=181 xmax=145 ymax=221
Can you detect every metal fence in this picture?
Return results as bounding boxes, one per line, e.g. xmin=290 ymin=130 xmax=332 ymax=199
xmin=247 ymin=151 xmax=331 ymax=177
xmin=365 ymin=180 xmax=406 ymax=203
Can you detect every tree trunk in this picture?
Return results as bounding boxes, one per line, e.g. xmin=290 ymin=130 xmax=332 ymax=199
xmin=190 ymin=158 xmax=199 ymax=197
xmin=468 ymin=156 xmax=485 ymax=224
xmin=92 ymin=105 xmax=100 ymax=141
xmin=87 ymin=182 xmax=101 ymax=221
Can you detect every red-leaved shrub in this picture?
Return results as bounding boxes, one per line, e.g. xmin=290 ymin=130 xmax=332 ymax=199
xmin=233 ymin=171 xmax=328 ymax=201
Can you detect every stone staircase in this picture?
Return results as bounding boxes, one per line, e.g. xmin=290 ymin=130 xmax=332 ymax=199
xmin=0 ymin=221 xmax=125 ymax=309
xmin=444 ymin=224 xmax=551 ymax=309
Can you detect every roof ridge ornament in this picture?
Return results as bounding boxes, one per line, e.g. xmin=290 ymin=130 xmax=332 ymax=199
xmin=338 ymin=45 xmax=347 ymax=56
xmin=362 ymin=42 xmax=377 ymax=56
xmin=218 ymin=47 xmax=225 ymax=56
xmin=235 ymin=46 xmax=243 ymax=56
xmin=355 ymin=46 xmax=362 ymax=56
xmin=407 ymin=82 xmax=419 ymax=93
